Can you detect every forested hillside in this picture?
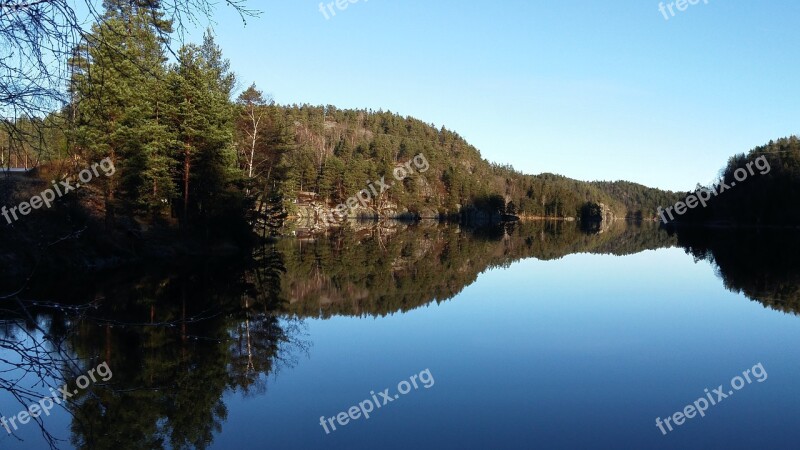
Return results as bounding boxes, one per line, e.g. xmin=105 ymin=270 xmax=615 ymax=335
xmin=263 ymin=105 xmax=674 ymax=221
xmin=674 ymin=136 xmax=800 ymax=226
xmin=0 ymin=0 xmax=679 ymax=248
xmin=590 ymin=180 xmax=683 ymax=220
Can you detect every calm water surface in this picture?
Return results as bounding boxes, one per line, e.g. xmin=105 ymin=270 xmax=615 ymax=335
xmin=1 ymin=222 xmax=798 ymax=449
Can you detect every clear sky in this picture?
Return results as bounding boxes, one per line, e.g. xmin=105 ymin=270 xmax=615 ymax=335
xmin=185 ymin=0 xmax=800 ymax=192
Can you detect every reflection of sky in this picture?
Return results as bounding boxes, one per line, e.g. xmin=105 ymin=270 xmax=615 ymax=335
xmin=218 ymin=248 xmax=800 ymax=450
xmin=0 ymin=329 xmax=73 ymax=450
xmin=3 ymin=248 xmax=799 ymax=449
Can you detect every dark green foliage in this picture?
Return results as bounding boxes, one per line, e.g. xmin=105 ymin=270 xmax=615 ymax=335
xmin=268 ymin=106 xmax=668 ymax=220
xmin=676 ymin=136 xmax=800 ymax=226
xmin=70 ymin=1 xmax=177 ymax=214
xmin=580 ymin=202 xmax=603 ymax=222
xmin=14 ymin=2 xmax=688 ymax=240
xmin=590 ymin=180 xmax=683 ymax=220
xmin=473 ymin=194 xmax=506 ymax=215
xmin=167 ymin=36 xmax=240 ymax=230
xmin=68 ymin=5 xmax=249 ymax=235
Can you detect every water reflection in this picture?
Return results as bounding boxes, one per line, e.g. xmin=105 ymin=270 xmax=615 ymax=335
xmin=1 ymin=220 xmax=798 ymax=448
xmin=0 ymin=247 xmax=307 ymax=449
xmin=671 ymin=226 xmax=800 ymax=315
xmin=280 ymin=220 xmax=677 ymax=317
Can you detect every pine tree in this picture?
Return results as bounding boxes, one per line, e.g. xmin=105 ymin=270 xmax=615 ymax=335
xmin=71 ymin=0 xmax=175 ymax=217
xmin=167 ymin=34 xmax=239 ymax=228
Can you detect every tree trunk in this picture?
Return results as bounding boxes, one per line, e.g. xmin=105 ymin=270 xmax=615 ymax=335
xmin=183 ymin=144 xmax=191 ymax=223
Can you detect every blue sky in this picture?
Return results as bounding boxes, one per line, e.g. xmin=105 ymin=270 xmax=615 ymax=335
xmin=185 ymin=0 xmax=800 ymax=192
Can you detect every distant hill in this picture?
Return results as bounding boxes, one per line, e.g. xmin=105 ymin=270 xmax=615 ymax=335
xmin=590 ymin=180 xmax=683 ymax=220
xmin=270 ymin=105 xmax=677 ymax=223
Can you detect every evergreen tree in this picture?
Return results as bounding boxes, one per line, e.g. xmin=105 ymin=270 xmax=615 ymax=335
xmin=71 ymin=0 xmax=175 ymax=217
xmin=167 ymin=35 xmax=240 ymax=228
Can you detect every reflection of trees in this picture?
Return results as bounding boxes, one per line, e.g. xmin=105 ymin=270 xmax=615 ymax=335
xmin=281 ymin=221 xmax=677 ymax=318
xmin=0 ymin=221 xmax=681 ymax=448
xmin=673 ymin=228 xmax=800 ymax=315
xmin=230 ymin=246 xmax=309 ymax=396
xmin=0 ymin=245 xmax=306 ymax=450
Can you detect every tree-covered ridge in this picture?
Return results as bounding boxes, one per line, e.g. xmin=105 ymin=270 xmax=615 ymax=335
xmin=0 ymin=0 xmax=679 ymax=246
xmin=279 ymin=221 xmax=677 ymax=318
xmin=673 ymin=136 xmax=800 ymax=225
xmin=3 ymin=99 xmax=679 ymax=243
xmin=591 ymin=180 xmax=683 ymax=220
xmin=270 ymin=105 xmax=677 ymax=221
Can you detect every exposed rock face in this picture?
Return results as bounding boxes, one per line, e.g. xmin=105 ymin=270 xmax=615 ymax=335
xmin=287 ymin=169 xmax=448 ymax=230
xmin=580 ymin=202 xmax=617 ymax=233
xmin=596 ymin=203 xmax=617 ymax=233
xmin=290 ymin=200 xmax=442 ymax=231
xmin=598 ymin=203 xmax=616 ymax=223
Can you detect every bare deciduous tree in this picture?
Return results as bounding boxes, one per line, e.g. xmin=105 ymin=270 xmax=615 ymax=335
xmin=236 ymin=83 xmax=272 ymax=180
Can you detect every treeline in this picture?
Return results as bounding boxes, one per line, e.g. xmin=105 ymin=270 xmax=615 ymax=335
xmin=590 ymin=180 xmax=682 ymax=220
xmin=247 ymin=104 xmax=676 ymax=221
xmin=0 ymin=116 xmax=65 ymax=169
xmin=0 ymin=1 xmax=279 ymax=238
xmin=674 ymin=136 xmax=800 ymax=226
xmin=2 ymin=0 xmax=680 ymax=241
xmin=66 ymin=2 xmax=251 ymax=235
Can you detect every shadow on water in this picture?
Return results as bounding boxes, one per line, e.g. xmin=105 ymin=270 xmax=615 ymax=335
xmin=0 ymin=220 xmax=797 ymax=448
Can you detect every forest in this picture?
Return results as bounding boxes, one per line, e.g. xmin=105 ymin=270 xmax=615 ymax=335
xmin=0 ymin=0 xmax=681 ymax=256
xmin=669 ymin=136 xmax=800 ymax=226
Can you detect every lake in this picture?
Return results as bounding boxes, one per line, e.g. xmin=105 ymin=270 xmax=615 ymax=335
xmin=1 ymin=221 xmax=798 ymax=449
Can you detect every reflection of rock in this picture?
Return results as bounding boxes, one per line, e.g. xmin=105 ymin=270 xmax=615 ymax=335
xmin=597 ymin=203 xmax=616 ymax=233
xmin=281 ymin=221 xmax=676 ymax=318
xmin=580 ymin=202 xmax=617 ymax=232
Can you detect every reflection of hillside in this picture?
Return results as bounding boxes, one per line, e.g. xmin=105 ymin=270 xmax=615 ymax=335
xmin=674 ymin=228 xmax=800 ymax=315
xmin=0 ymin=250 xmax=305 ymax=450
xmin=281 ymin=221 xmax=677 ymax=318
xmin=527 ymin=220 xmax=677 ymax=260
